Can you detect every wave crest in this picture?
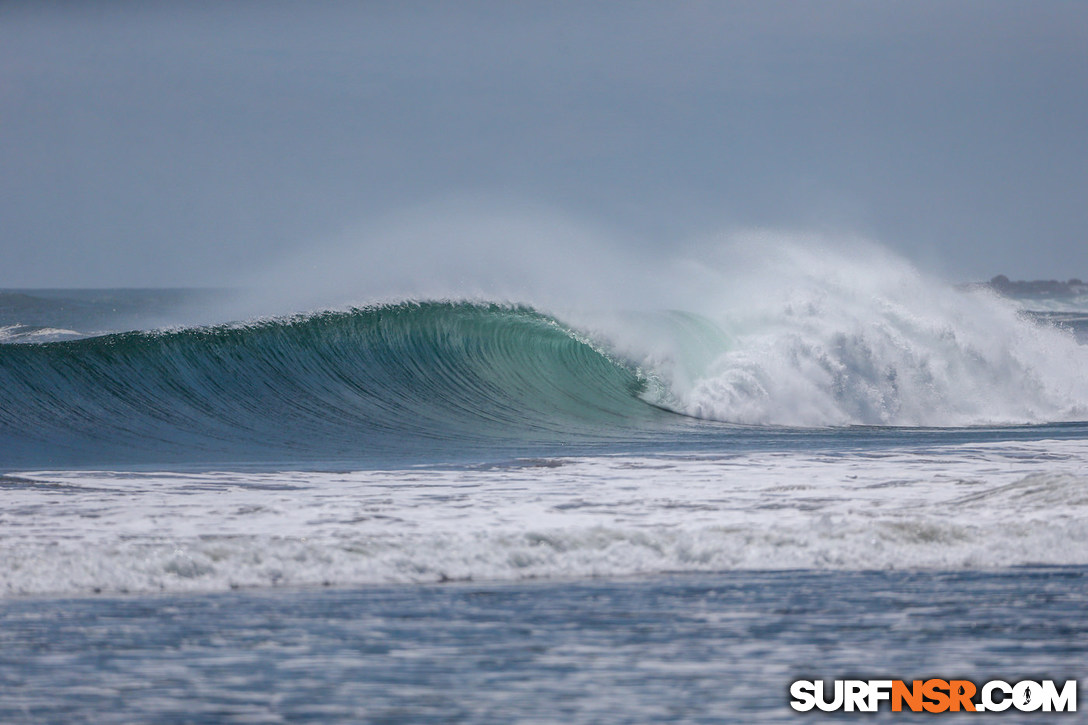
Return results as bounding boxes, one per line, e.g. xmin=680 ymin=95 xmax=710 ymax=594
xmin=0 ymin=302 xmax=660 ymax=467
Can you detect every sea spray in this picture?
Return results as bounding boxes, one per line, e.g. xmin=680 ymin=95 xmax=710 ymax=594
xmin=571 ymin=235 xmax=1088 ymax=426
xmin=3 ymin=232 xmax=1087 ymax=469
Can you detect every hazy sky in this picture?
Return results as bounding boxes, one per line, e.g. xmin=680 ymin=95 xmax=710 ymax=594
xmin=2 ymin=1 xmax=1086 ymax=288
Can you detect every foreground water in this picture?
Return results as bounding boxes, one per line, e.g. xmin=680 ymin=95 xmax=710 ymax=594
xmin=2 ymin=277 xmax=1087 ymax=721
xmin=2 ymin=568 xmax=1085 ymax=723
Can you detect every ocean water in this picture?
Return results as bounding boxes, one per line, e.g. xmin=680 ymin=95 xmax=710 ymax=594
xmin=2 ymin=256 xmax=1087 ymax=722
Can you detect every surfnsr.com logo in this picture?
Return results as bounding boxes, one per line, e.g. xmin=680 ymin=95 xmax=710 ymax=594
xmin=790 ymin=679 xmax=1077 ymax=713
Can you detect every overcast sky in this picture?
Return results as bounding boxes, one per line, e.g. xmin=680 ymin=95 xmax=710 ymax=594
xmin=2 ymin=1 xmax=1086 ymax=288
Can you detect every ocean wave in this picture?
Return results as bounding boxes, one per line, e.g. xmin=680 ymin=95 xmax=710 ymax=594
xmin=589 ymin=243 xmax=1088 ymax=427
xmin=6 ymin=441 xmax=1088 ymax=596
xmin=0 ymin=302 xmax=665 ymax=467
xmin=0 ymin=324 xmax=84 ymax=344
xmin=3 ymin=286 xmax=1088 ymax=468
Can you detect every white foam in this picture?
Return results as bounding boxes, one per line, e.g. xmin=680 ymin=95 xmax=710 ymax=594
xmin=0 ymin=325 xmax=84 ymax=343
xmin=4 ymin=438 xmax=1088 ymax=596
xmin=582 ymin=237 xmax=1088 ymax=426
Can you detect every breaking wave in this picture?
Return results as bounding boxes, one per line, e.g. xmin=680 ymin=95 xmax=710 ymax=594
xmin=3 ymin=247 xmax=1088 ymax=468
xmin=0 ymin=302 xmax=665 ymax=467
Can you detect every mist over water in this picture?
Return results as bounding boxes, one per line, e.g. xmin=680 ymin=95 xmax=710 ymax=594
xmin=3 ymin=204 xmax=1087 ymax=471
xmin=613 ymin=238 xmax=1088 ymax=427
xmin=224 ymin=206 xmax=1088 ymax=429
xmin=230 ymin=201 xmax=657 ymax=316
xmin=4 ymin=7 xmax=1088 ymax=720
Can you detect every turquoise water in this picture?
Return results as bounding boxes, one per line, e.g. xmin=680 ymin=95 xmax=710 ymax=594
xmin=2 ymin=288 xmax=1087 ymax=721
xmin=3 ymin=295 xmax=1088 ymax=469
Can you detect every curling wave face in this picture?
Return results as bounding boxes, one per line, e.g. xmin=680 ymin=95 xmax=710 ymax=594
xmin=3 ymin=254 xmax=1088 ymax=468
xmin=0 ymin=302 xmax=667 ymax=468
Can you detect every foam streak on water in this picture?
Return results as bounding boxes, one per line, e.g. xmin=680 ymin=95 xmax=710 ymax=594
xmin=5 ymin=438 xmax=1088 ymax=596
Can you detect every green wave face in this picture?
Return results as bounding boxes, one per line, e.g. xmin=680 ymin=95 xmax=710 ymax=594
xmin=0 ymin=302 xmax=668 ymax=467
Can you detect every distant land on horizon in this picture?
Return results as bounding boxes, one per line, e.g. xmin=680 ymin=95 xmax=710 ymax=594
xmin=985 ymin=275 xmax=1088 ymax=298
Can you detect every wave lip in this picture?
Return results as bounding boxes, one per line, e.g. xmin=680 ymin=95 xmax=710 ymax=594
xmin=0 ymin=302 xmax=664 ymax=467
xmin=4 ymin=257 xmax=1088 ymax=470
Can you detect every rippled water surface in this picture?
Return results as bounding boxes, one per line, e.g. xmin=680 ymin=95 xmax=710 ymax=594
xmin=2 ymin=568 xmax=1085 ymax=723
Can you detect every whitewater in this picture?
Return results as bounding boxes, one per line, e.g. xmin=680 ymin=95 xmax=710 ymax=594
xmin=2 ymin=236 xmax=1087 ymax=722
